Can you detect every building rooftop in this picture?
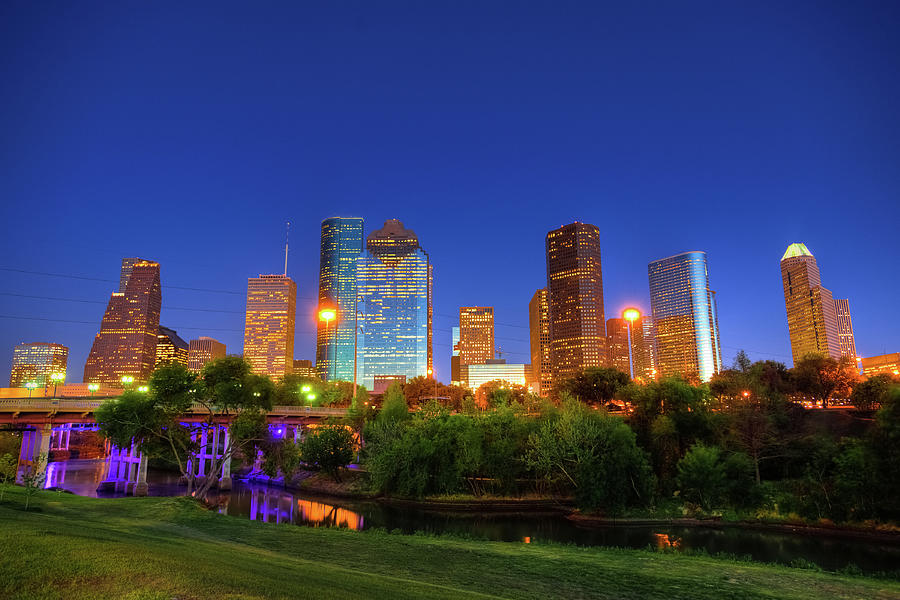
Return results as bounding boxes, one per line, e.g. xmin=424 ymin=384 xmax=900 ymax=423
xmin=781 ymin=243 xmax=813 ymax=261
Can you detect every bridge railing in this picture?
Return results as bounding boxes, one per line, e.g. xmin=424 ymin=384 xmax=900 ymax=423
xmin=0 ymin=397 xmax=348 ymax=418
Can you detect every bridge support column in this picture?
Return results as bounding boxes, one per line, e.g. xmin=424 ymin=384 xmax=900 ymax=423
xmin=134 ymin=453 xmax=148 ymax=497
xmin=219 ymin=426 xmax=232 ymax=490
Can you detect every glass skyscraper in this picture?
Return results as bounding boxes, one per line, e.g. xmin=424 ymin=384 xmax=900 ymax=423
xmin=243 ymin=274 xmax=296 ymax=379
xmin=316 ymin=217 xmax=364 ymax=381
xmin=10 ymin=342 xmax=68 ymax=387
xmin=648 ymin=251 xmax=722 ymax=382
xmin=355 ymin=219 xmax=432 ymax=389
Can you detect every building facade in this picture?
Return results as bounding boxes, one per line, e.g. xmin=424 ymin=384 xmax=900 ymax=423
xmin=450 ymin=326 xmax=461 ymax=385
xmin=648 ymin=251 xmax=722 ymax=382
xmin=462 ymin=360 xmax=529 ymax=390
xmin=631 ymin=315 xmax=658 ymax=383
xmin=187 ymin=337 xmax=226 ymax=372
xmin=528 ymin=288 xmax=552 ymax=397
xmin=84 ymin=259 xmax=162 ymax=387
xmin=545 ymin=222 xmax=606 ymax=387
xmin=243 ymin=274 xmax=297 ymax=380
xmin=316 ymin=217 xmax=364 ymax=381
xmin=292 ymin=359 xmax=318 ymax=379
xmin=458 ymin=307 xmax=494 ymax=366
xmin=355 ymin=219 xmax=432 ymax=390
xmin=780 ymin=243 xmax=841 ymax=363
xmin=9 ymin=342 xmax=68 ymax=388
xmin=833 ymin=298 xmax=857 ymax=363
xmin=860 ymin=353 xmax=900 ymax=378
xmin=605 ymin=318 xmax=631 ymax=375
xmin=156 ymin=326 xmax=188 ymax=367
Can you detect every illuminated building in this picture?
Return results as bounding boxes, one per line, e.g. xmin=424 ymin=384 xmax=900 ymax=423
xmin=292 ymin=359 xmax=318 ymax=379
xmin=833 ymin=298 xmax=857 ymax=363
xmin=459 ymin=307 xmax=494 ymax=366
xmin=780 ymin=243 xmax=841 ymax=363
xmin=545 ymin=222 xmax=606 ymax=387
xmin=860 ymin=353 xmax=900 ymax=378
xmin=528 ymin=288 xmax=552 ymax=397
xmin=648 ymin=251 xmax=722 ymax=382
xmin=605 ymin=318 xmax=631 ymax=375
xmin=373 ymin=374 xmax=406 ymax=395
xmin=355 ymin=219 xmax=432 ymax=390
xmin=9 ymin=343 xmax=68 ymax=387
xmin=119 ymin=257 xmax=148 ymax=293
xmin=243 ymin=274 xmax=296 ymax=379
xmin=156 ymin=326 xmax=188 ymax=367
xmin=462 ymin=360 xmax=529 ymax=390
xmin=84 ymin=259 xmax=161 ymax=387
xmin=316 ymin=217 xmax=364 ymax=381
xmin=631 ymin=315 xmax=658 ymax=382
xmin=187 ymin=337 xmax=226 ymax=372
xmin=451 ymin=327 xmax=461 ymax=385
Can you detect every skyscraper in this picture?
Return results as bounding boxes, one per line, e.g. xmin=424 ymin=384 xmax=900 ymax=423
xmin=451 ymin=326 xmax=461 ymax=385
xmin=631 ymin=315 xmax=658 ymax=383
xmin=118 ymin=257 xmax=148 ymax=293
xmin=648 ymin=251 xmax=722 ymax=382
xmin=9 ymin=342 xmax=68 ymax=387
xmin=458 ymin=307 xmax=494 ymax=365
xmin=833 ymin=298 xmax=857 ymax=363
xmin=605 ymin=318 xmax=631 ymax=375
xmin=528 ymin=288 xmax=552 ymax=397
xmin=780 ymin=243 xmax=841 ymax=363
xmin=243 ymin=274 xmax=296 ymax=379
xmin=355 ymin=219 xmax=432 ymax=389
xmin=316 ymin=217 xmax=364 ymax=381
xmin=84 ymin=259 xmax=162 ymax=387
xmin=156 ymin=326 xmax=189 ymax=367
xmin=188 ymin=337 xmax=226 ymax=372
xmin=546 ymin=222 xmax=605 ymax=386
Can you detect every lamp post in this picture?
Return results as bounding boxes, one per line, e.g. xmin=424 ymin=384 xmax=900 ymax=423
xmin=25 ymin=382 xmax=37 ymax=398
xmin=50 ymin=372 xmax=65 ymax=397
xmin=622 ymin=308 xmax=641 ymax=380
xmin=120 ymin=375 xmax=134 ymax=389
xmin=137 ymin=385 xmax=149 ymax=393
xmin=318 ymin=308 xmax=337 ymax=382
xmin=87 ymin=383 xmax=99 ymax=397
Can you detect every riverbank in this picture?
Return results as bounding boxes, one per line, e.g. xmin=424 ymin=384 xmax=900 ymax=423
xmin=2 ymin=488 xmax=899 ymax=600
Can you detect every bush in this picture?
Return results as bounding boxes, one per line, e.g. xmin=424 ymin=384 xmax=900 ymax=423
xmin=677 ymin=444 xmax=725 ymax=510
xmin=300 ymin=425 xmax=355 ymax=482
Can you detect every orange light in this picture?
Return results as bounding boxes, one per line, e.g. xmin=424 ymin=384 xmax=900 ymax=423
xmin=318 ymin=309 xmax=336 ymax=322
xmin=742 ymin=390 xmax=750 ymax=397
xmin=622 ymin=308 xmax=641 ymax=322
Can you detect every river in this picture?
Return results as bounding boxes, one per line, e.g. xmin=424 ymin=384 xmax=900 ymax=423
xmin=44 ymin=458 xmax=900 ymax=575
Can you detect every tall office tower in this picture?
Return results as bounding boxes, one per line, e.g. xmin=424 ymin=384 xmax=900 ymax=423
xmin=356 ymin=219 xmax=432 ymax=389
xmin=833 ymin=299 xmax=857 ymax=363
xmin=316 ymin=217 xmax=364 ymax=381
xmin=605 ymin=318 xmax=631 ymax=375
xmin=780 ymin=243 xmax=841 ymax=363
xmin=243 ymin=274 xmax=297 ymax=379
xmin=528 ymin=288 xmax=552 ymax=397
xmin=631 ymin=315 xmax=658 ymax=383
xmin=648 ymin=251 xmax=722 ymax=382
xmin=187 ymin=337 xmax=226 ymax=372
xmin=451 ymin=327 xmax=461 ymax=385
xmin=84 ymin=260 xmax=162 ymax=387
xmin=9 ymin=342 xmax=68 ymax=387
xmin=155 ymin=326 xmax=189 ymax=367
xmin=459 ymin=307 xmax=494 ymax=365
xmin=118 ymin=257 xmax=148 ymax=293
xmin=546 ymin=222 xmax=606 ymax=386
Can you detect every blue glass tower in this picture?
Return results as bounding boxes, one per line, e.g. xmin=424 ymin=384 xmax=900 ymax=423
xmin=316 ymin=217 xmax=364 ymax=381
xmin=355 ymin=219 xmax=433 ymax=389
xmin=648 ymin=251 xmax=722 ymax=382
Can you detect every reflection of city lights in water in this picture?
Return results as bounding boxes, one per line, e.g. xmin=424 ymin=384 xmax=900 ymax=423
xmin=653 ymin=533 xmax=681 ymax=549
xmin=44 ymin=462 xmax=62 ymax=488
xmin=297 ymin=499 xmax=363 ymax=530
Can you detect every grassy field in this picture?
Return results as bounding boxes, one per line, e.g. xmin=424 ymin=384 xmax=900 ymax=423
xmin=1 ymin=488 xmax=898 ymax=600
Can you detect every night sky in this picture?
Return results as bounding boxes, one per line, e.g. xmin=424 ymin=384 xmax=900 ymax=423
xmin=2 ymin=2 xmax=898 ymax=383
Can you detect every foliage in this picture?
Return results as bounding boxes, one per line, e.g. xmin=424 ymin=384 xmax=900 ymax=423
xmin=403 ymin=376 xmax=468 ymax=410
xmin=261 ymin=438 xmax=301 ymax=483
xmin=0 ymin=453 xmax=16 ymax=502
xmin=677 ymin=444 xmax=726 ymax=510
xmin=21 ymin=453 xmax=47 ymax=511
xmin=557 ymin=367 xmax=630 ymax=407
xmin=792 ymin=354 xmax=857 ymax=408
xmin=300 ymin=425 xmax=356 ymax=482
xmin=474 ymin=380 xmax=529 ymax=409
xmin=850 ymin=375 xmax=895 ymax=411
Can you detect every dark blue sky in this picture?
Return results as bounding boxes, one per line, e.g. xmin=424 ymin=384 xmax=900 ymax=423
xmin=2 ymin=1 xmax=898 ymax=383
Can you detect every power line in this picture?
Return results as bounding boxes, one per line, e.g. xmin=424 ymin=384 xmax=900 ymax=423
xmin=0 ymin=292 xmax=244 ymax=314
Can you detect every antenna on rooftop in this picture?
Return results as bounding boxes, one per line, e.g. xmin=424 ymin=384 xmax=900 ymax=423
xmin=284 ymin=221 xmax=291 ymax=276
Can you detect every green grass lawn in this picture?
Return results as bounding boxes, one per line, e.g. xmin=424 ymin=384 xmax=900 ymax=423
xmin=1 ymin=488 xmax=898 ymax=600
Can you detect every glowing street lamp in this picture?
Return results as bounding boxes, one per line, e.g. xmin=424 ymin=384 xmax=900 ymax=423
xmin=137 ymin=385 xmax=149 ymax=393
xmin=301 ymin=385 xmax=311 ymax=393
xmin=622 ymin=308 xmax=641 ymax=380
xmin=50 ymin=372 xmax=65 ymax=397
xmin=87 ymin=383 xmax=100 ymax=397
xmin=25 ymin=381 xmax=38 ymax=398
xmin=319 ymin=308 xmax=337 ymax=382
xmin=120 ymin=375 xmax=134 ymax=388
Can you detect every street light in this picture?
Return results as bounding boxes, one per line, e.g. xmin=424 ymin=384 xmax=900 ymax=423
xmin=622 ymin=307 xmax=641 ymax=380
xmin=50 ymin=372 xmax=65 ymax=397
xmin=319 ymin=308 xmax=337 ymax=382
xmin=120 ymin=375 xmax=134 ymax=388
xmin=87 ymin=383 xmax=99 ymax=397
xmin=137 ymin=385 xmax=149 ymax=393
xmin=25 ymin=382 xmax=37 ymax=398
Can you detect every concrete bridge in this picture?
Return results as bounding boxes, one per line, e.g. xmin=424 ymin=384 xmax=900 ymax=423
xmin=1 ymin=396 xmax=349 ymax=497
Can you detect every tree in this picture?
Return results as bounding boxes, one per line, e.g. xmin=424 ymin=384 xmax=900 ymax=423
xmin=274 ymin=373 xmax=323 ymax=405
xmin=557 ymin=367 xmax=630 ymax=407
xmin=261 ymin=438 xmax=301 ymax=485
xmin=21 ymin=453 xmax=47 ymax=511
xmin=475 ymin=380 xmax=528 ymax=410
xmin=850 ymin=375 xmax=895 ymax=411
xmin=0 ymin=453 xmax=16 ymax=502
xmin=299 ymin=425 xmax=356 ymax=482
xmin=792 ymin=354 xmax=857 ymax=408
xmin=733 ymin=350 xmax=752 ymax=373
xmin=676 ymin=444 xmax=725 ymax=510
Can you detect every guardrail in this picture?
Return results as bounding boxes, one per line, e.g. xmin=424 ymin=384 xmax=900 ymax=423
xmin=0 ymin=398 xmax=348 ymax=418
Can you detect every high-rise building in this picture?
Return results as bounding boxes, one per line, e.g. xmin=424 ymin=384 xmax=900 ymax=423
xmin=458 ymin=307 xmax=494 ymax=365
xmin=546 ymin=222 xmax=606 ymax=386
xmin=356 ymin=219 xmax=432 ymax=389
xmin=780 ymin=243 xmax=841 ymax=363
xmin=450 ymin=327 xmax=461 ymax=385
xmin=156 ymin=326 xmax=188 ymax=367
xmin=316 ymin=217 xmax=364 ymax=381
xmin=292 ymin=359 xmax=318 ymax=379
xmin=9 ymin=343 xmax=68 ymax=387
xmin=631 ymin=315 xmax=658 ymax=383
xmin=605 ymin=318 xmax=631 ymax=375
xmin=187 ymin=337 xmax=226 ymax=372
xmin=833 ymin=299 xmax=857 ymax=363
xmin=84 ymin=259 xmax=162 ymax=387
xmin=860 ymin=353 xmax=900 ymax=378
xmin=243 ymin=274 xmax=296 ymax=379
xmin=528 ymin=288 xmax=552 ymax=397
xmin=118 ymin=257 xmax=148 ymax=293
xmin=648 ymin=251 xmax=722 ymax=382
